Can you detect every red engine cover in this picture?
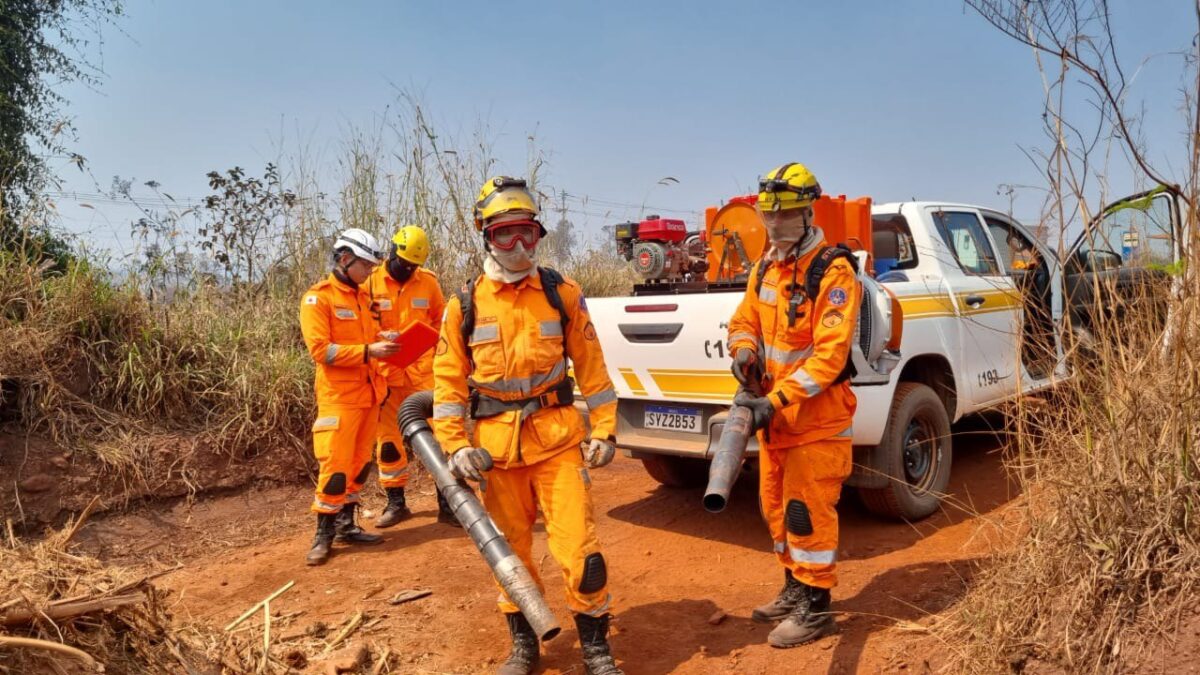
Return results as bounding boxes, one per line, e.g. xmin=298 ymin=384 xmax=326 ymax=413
xmin=636 ymin=217 xmax=688 ymax=243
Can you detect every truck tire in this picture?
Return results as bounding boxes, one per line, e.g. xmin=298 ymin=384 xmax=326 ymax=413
xmin=858 ymin=382 xmax=952 ymax=521
xmin=640 ymin=455 xmax=709 ymax=489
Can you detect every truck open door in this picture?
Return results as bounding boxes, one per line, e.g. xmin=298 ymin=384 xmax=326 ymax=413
xmin=1063 ymin=187 xmax=1184 ymax=345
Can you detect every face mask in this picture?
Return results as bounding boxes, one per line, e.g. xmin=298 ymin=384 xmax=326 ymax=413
xmin=387 ymin=257 xmax=416 ymax=283
xmin=490 ymin=242 xmax=535 ymax=273
xmin=762 ymin=208 xmax=809 ymax=248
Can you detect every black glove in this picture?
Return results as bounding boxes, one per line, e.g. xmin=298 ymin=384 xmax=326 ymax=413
xmin=733 ymin=389 xmax=775 ymax=433
xmin=731 ymin=347 xmax=759 ymax=387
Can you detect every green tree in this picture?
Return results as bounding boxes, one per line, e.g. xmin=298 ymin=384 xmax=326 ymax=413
xmin=0 ymin=0 xmax=122 ymax=260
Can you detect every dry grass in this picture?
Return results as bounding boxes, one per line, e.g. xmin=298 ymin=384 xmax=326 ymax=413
xmin=938 ymin=266 xmax=1200 ymax=671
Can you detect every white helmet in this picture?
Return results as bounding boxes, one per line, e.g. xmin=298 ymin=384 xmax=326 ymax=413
xmin=333 ymin=228 xmax=385 ymax=265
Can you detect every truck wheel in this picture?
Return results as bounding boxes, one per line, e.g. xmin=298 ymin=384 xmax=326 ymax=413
xmin=858 ymin=382 xmax=952 ymax=521
xmin=640 ymin=455 xmax=709 ymax=489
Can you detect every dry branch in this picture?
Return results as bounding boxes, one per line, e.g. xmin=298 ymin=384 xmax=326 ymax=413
xmin=0 ymin=592 xmax=145 ymax=627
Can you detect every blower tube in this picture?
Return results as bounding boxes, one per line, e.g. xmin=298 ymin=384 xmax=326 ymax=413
xmin=702 ymin=404 xmax=754 ymax=513
xmin=399 ymin=391 xmax=561 ymax=642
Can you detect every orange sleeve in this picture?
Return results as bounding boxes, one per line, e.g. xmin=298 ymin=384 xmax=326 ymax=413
xmin=770 ymin=260 xmax=860 ymax=409
xmin=299 ymin=288 xmax=367 ymax=367
xmin=561 ymin=281 xmax=617 ymax=440
xmin=727 ymin=265 xmax=763 ymax=355
xmin=428 ymin=276 xmax=446 ymax=332
xmin=431 ymin=293 xmax=471 ymax=454
xmin=409 ymin=274 xmax=445 ymax=390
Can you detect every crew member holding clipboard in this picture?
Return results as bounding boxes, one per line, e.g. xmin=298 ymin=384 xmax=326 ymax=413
xmin=367 ymin=225 xmax=447 ymax=528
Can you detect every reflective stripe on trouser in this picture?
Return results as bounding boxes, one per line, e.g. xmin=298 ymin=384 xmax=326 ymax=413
xmin=311 ymin=405 xmax=377 ymax=514
xmin=480 ymin=447 xmax=611 ymax=616
xmin=758 ymin=435 xmax=852 ymax=589
xmin=376 ymin=386 xmax=414 ymax=488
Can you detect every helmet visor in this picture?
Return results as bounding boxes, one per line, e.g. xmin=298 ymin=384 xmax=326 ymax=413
xmin=487 ymin=220 xmax=541 ymax=251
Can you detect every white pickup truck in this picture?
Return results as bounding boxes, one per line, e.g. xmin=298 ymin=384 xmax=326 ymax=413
xmin=586 ymin=201 xmax=1067 ymax=520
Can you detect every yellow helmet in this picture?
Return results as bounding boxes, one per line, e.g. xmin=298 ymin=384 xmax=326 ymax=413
xmin=473 ymin=176 xmax=542 ymax=232
xmin=757 ymin=163 xmax=822 ymax=212
xmin=391 ymin=224 xmax=430 ymax=265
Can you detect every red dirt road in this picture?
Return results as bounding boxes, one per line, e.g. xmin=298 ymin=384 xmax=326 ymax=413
xmin=95 ymin=419 xmax=1017 ymax=674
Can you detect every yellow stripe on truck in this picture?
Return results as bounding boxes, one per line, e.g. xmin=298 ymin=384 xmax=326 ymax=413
xmin=649 ymin=369 xmax=739 ymax=400
xmin=619 ymin=367 xmax=649 ymax=396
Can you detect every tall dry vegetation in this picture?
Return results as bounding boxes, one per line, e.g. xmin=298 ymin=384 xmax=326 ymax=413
xmin=939 ymin=2 xmax=1200 ymax=671
xmin=0 ymin=96 xmax=633 ymax=514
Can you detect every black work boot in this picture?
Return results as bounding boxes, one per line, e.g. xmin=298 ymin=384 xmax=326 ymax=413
xmin=767 ymin=584 xmax=836 ymax=648
xmin=436 ymin=487 xmax=462 ymax=528
xmin=374 ymin=487 xmax=413 ymax=528
xmin=333 ymin=503 xmax=383 ymax=544
xmin=574 ymin=613 xmax=623 ymax=675
xmin=752 ymin=569 xmax=808 ymax=623
xmin=497 ymin=612 xmax=540 ymax=675
xmin=305 ymin=513 xmax=337 ymax=566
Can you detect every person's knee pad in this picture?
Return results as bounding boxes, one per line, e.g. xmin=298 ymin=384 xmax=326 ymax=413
xmin=380 ymin=442 xmax=401 ymax=464
xmin=323 ymin=472 xmax=347 ymax=495
xmin=578 ymin=552 xmax=607 ymax=594
xmin=354 ymin=462 xmax=374 ymax=485
xmin=786 ymin=499 xmax=813 ymax=536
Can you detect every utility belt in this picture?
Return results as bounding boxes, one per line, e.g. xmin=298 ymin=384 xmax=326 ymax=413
xmin=469 ymin=377 xmax=576 ymax=420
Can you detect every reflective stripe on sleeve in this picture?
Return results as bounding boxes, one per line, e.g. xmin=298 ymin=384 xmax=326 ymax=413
xmin=433 ymin=403 xmax=466 ymax=419
xmin=325 ymin=344 xmax=339 ymax=364
xmin=585 ymin=388 xmax=617 ymax=408
xmin=789 ymin=367 xmax=821 ymax=397
xmin=728 ymin=331 xmax=756 ymax=345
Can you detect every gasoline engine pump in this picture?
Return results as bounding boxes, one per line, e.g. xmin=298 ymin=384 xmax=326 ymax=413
xmin=614 ymin=215 xmax=708 ymax=283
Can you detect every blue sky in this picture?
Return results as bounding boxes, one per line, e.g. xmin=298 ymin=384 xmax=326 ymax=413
xmin=50 ymin=1 xmax=1196 ymax=255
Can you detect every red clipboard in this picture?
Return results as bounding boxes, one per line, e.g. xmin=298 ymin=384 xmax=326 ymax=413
xmin=381 ymin=320 xmax=439 ymax=368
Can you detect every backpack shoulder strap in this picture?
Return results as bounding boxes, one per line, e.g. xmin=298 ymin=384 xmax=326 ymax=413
xmin=457 ymin=276 xmax=479 ymax=353
xmin=538 ymin=266 xmax=570 ymax=335
xmin=805 ymin=244 xmax=859 ymax=301
xmin=752 ymin=259 xmax=770 ymax=297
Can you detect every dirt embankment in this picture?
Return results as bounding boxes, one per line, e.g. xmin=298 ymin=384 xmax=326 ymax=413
xmin=0 ymin=431 xmax=310 ymax=530
xmin=68 ymin=419 xmax=1020 ymax=674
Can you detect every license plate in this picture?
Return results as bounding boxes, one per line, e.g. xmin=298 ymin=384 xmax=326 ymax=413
xmin=643 ymin=405 xmax=703 ymax=434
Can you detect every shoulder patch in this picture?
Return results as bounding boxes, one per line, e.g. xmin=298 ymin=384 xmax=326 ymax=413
xmin=827 ymin=287 xmax=848 ymax=307
xmin=304 ymin=295 xmax=319 ymax=305
xmin=821 ymin=309 xmax=845 ymax=328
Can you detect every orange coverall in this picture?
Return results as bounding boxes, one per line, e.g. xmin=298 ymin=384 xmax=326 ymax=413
xmin=432 ymin=271 xmax=618 ymax=616
xmin=300 ymin=273 xmax=387 ymax=514
xmin=368 ymin=264 xmax=445 ymax=489
xmin=727 ymin=238 xmax=862 ymax=589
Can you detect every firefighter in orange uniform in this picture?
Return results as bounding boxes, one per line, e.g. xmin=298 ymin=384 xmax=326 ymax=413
xmin=299 ymin=228 xmax=399 ymax=566
xmin=432 ymin=177 xmax=624 ymax=675
xmin=727 ymin=163 xmax=862 ymax=647
xmin=367 ymin=225 xmax=447 ymax=528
